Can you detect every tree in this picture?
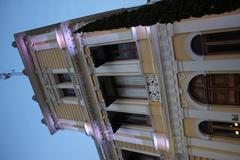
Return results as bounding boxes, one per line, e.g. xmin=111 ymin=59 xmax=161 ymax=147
xmin=75 ymin=0 xmax=240 ymax=33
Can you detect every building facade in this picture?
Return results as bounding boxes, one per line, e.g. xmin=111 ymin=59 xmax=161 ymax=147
xmin=13 ymin=7 xmax=240 ymax=160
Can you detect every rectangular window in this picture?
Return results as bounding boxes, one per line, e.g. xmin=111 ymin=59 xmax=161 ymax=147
xmin=204 ymin=30 xmax=240 ymax=55
xmin=55 ymin=73 xmax=71 ymax=83
xmin=61 ymin=88 xmax=76 ymax=97
xmin=90 ymin=42 xmax=138 ymax=67
xmin=108 ymin=112 xmax=151 ymax=133
xmin=54 ymin=74 xmax=76 ymax=98
xmin=209 ymin=121 xmax=240 ymax=138
xmin=121 ymin=150 xmax=159 ymax=160
xmin=98 ymin=76 xmax=147 ymax=106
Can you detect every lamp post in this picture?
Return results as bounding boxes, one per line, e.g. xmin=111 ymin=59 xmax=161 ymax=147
xmin=0 ymin=70 xmax=24 ymax=80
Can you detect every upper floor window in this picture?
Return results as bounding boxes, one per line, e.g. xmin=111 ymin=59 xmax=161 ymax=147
xmin=90 ymin=42 xmax=138 ymax=67
xmin=188 ymin=73 xmax=240 ymax=105
xmin=199 ymin=121 xmax=240 ymax=138
xmin=54 ymin=73 xmax=76 ymax=98
xmin=55 ymin=73 xmax=71 ymax=83
xmin=191 ymin=30 xmax=240 ymax=56
xmin=61 ymin=88 xmax=76 ymax=97
xmin=121 ymin=149 xmax=159 ymax=160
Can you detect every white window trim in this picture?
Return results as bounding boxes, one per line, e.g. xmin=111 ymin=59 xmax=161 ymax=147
xmin=113 ymin=125 xmax=154 ymax=147
xmin=49 ymin=68 xmax=74 ymax=74
xmin=60 ymin=97 xmax=85 ymax=105
xmin=184 ymin=108 xmax=240 ymax=123
xmin=107 ymin=99 xmax=149 ymax=115
xmin=95 ymin=59 xmax=142 ymax=76
xmin=177 ymin=59 xmax=240 ymax=72
xmin=56 ymin=82 xmax=75 ymax=89
xmin=85 ymin=30 xmax=133 ymax=46
xmin=173 ymin=13 xmax=240 ymax=34
xmin=46 ymin=69 xmax=81 ymax=105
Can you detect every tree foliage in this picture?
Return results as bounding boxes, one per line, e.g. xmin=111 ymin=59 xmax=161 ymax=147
xmin=76 ymin=0 xmax=240 ymax=33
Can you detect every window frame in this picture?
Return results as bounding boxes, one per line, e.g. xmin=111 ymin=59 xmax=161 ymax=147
xmin=190 ymin=30 xmax=240 ymax=56
xmin=199 ymin=121 xmax=240 ymax=139
xmin=188 ymin=73 xmax=240 ymax=106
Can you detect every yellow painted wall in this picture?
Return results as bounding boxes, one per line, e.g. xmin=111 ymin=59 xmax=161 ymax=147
xmin=138 ymin=39 xmax=155 ymax=74
xmin=53 ymin=104 xmax=84 ymax=122
xmin=173 ymin=34 xmax=192 ymax=61
xmin=149 ymin=102 xmax=165 ymax=133
xmin=35 ymin=48 xmax=69 ymax=69
xmin=183 ymin=118 xmax=200 ymax=138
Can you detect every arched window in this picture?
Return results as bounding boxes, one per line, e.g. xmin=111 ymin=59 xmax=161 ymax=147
xmin=188 ymin=74 xmax=240 ymax=105
xmin=199 ymin=121 xmax=240 ymax=138
xmin=191 ymin=30 xmax=240 ymax=56
xmin=191 ymin=34 xmax=203 ymax=56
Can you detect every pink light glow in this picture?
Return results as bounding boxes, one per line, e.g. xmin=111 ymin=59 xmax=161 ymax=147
xmin=153 ymin=133 xmax=170 ymax=151
xmin=55 ymin=30 xmax=66 ymax=49
xmin=84 ymin=122 xmax=93 ymax=136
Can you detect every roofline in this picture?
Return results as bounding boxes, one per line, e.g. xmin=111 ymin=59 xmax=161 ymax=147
xmin=14 ymin=32 xmax=58 ymax=134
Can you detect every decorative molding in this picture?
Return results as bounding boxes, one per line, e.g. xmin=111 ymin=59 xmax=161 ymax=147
xmin=72 ymin=23 xmax=120 ymax=160
xmin=177 ymin=59 xmax=240 ymax=72
xmin=95 ymin=59 xmax=142 ymax=76
xmin=60 ymin=22 xmax=76 ymax=55
xmin=85 ymin=30 xmax=133 ymax=46
xmin=184 ymin=108 xmax=240 ymax=123
xmin=149 ymin=24 xmax=188 ymax=159
xmin=173 ymin=13 xmax=240 ymax=34
xmin=152 ymin=132 xmax=170 ymax=151
xmin=107 ymin=99 xmax=149 ymax=115
xmin=146 ymin=75 xmax=161 ymax=102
